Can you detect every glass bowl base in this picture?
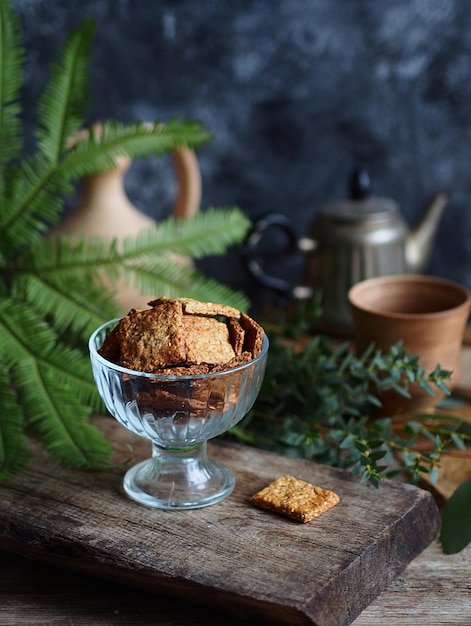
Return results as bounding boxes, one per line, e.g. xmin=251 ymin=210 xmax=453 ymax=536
xmin=123 ymin=457 xmax=235 ymax=510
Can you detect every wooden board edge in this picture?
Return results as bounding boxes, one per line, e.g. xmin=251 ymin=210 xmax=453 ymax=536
xmin=301 ymin=488 xmax=441 ymax=626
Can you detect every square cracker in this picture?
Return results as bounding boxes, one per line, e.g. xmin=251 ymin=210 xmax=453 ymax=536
xmin=117 ymin=301 xmax=186 ymax=371
xmin=250 ymin=475 xmax=340 ymax=523
xmin=227 ymin=318 xmax=245 ymax=356
xmin=240 ymin=312 xmax=264 ymax=357
xmin=182 ymin=315 xmax=236 ymax=365
xmin=149 ymin=297 xmax=240 ymax=319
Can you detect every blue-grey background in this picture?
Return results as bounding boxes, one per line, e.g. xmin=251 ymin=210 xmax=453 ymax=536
xmin=14 ymin=0 xmax=471 ymax=311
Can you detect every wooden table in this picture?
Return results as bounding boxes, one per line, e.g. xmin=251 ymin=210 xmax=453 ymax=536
xmin=2 ymin=347 xmax=471 ymax=625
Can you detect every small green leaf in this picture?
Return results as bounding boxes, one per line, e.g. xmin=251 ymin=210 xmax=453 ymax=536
xmin=369 ymin=450 xmax=387 ymax=462
xmin=366 ymin=439 xmax=384 ymax=449
xmin=428 ymin=465 xmax=439 ymax=485
xmin=450 ymin=433 xmax=467 ymax=451
xmin=340 ymin=433 xmax=356 ymax=449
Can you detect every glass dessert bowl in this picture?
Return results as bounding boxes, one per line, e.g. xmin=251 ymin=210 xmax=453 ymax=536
xmin=89 ymin=319 xmax=268 ymax=510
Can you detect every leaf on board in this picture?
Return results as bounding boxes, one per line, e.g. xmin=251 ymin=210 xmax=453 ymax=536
xmin=440 ymin=476 xmax=471 ymax=554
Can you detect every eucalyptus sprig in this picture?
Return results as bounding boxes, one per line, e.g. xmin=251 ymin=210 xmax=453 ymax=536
xmin=230 ymin=326 xmax=469 ymax=488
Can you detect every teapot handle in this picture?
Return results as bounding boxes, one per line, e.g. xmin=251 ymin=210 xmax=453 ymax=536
xmin=172 ymin=146 xmax=201 ymax=218
xmin=242 ymin=213 xmax=301 ymax=296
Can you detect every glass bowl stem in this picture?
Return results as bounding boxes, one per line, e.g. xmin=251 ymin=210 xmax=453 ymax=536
xmin=123 ymin=440 xmax=235 ymax=509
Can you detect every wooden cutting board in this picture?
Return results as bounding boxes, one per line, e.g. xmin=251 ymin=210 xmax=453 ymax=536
xmin=0 ymin=416 xmax=440 ymax=626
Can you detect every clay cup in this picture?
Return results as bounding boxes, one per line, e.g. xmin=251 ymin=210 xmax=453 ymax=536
xmin=348 ymin=274 xmax=471 ymax=414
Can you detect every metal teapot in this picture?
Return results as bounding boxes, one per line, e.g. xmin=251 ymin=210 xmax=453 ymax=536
xmin=244 ymin=168 xmax=448 ymax=331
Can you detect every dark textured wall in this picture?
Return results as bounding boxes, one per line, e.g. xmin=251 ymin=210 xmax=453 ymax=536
xmin=13 ymin=0 xmax=471 ymax=309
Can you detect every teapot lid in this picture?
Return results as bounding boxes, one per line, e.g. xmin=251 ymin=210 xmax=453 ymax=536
xmin=321 ymin=167 xmax=399 ymax=222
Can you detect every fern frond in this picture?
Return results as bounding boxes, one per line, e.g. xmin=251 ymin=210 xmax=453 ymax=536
xmin=13 ymin=272 xmax=119 ymax=343
xmin=17 ymin=231 xmax=122 ymax=276
xmin=36 ymin=19 xmax=95 ymax=162
xmin=0 ymin=298 xmax=111 ymax=468
xmin=57 ymin=119 xmax=211 ymax=181
xmin=0 ymin=0 xmax=24 ymax=168
xmin=21 ymin=209 xmax=249 ymax=275
xmin=0 ymin=293 xmax=105 ymax=413
xmin=0 ymin=120 xmax=211 ymax=254
xmin=14 ymin=230 xmax=120 ymax=339
xmin=15 ymin=357 xmax=111 ymax=469
xmin=14 ymin=208 xmax=250 ymax=316
xmin=0 ymin=296 xmax=57 ymax=369
xmin=0 ymin=154 xmax=73 ymax=254
xmin=0 ymin=367 xmax=31 ymax=480
xmin=122 ymin=207 xmax=251 ymax=261
xmin=0 ymin=13 xmax=210 ymax=256
xmin=36 ymin=341 xmax=104 ymax=414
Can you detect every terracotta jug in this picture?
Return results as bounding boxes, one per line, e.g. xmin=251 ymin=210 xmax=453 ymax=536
xmin=53 ymin=140 xmax=201 ymax=313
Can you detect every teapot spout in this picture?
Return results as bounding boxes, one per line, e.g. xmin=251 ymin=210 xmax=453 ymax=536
xmin=405 ymin=190 xmax=449 ymax=273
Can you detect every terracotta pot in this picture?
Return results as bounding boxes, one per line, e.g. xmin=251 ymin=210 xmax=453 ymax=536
xmin=348 ymin=275 xmax=471 ymax=414
xmin=53 ymin=124 xmax=201 ymax=312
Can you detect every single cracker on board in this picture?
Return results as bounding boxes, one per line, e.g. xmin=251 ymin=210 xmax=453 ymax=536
xmin=250 ymin=475 xmax=340 ymax=523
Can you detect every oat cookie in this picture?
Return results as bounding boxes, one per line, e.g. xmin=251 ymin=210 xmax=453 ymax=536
xmin=240 ymin=312 xmax=264 ymax=357
xmin=149 ymin=297 xmax=240 ymax=319
xmin=227 ymin=318 xmax=245 ymax=356
xmin=250 ymin=475 xmax=340 ymax=523
xmin=97 ymin=322 xmax=121 ymax=363
xmin=182 ymin=315 xmax=235 ymax=365
xmin=116 ymin=301 xmax=186 ymax=372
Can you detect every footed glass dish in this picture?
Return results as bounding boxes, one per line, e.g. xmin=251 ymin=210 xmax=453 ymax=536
xmin=89 ymin=319 xmax=268 ymax=510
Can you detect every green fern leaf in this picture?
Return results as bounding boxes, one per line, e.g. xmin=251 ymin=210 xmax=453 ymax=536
xmin=0 ymin=120 xmax=211 ymax=251
xmin=0 ymin=154 xmax=73 ymax=253
xmin=57 ymin=119 xmax=211 ymax=181
xmin=14 ymin=207 xmax=251 ymax=327
xmin=0 ymin=0 xmax=24 ymax=168
xmin=14 ymin=233 xmax=121 ymax=340
xmin=17 ymin=231 xmax=123 ymax=277
xmin=0 ymin=10 xmax=95 ymax=248
xmin=36 ymin=18 xmax=95 ymax=162
xmin=0 ymin=295 xmax=105 ymax=413
xmin=16 ymin=357 xmax=111 ymax=469
xmin=42 ymin=342 xmax=105 ymax=413
xmin=121 ymin=207 xmax=251 ymax=261
xmin=0 ymin=368 xmax=31 ymax=480
xmin=0 ymin=297 xmax=57 ymax=368
xmin=0 ymin=24 xmax=210 ymax=254
xmin=14 ymin=272 xmax=119 ymax=341
xmin=0 ymin=298 xmax=111 ymax=468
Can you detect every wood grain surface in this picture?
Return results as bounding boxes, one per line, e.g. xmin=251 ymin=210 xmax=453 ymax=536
xmin=2 ymin=540 xmax=471 ymax=626
xmin=0 ymin=417 xmax=440 ymax=626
